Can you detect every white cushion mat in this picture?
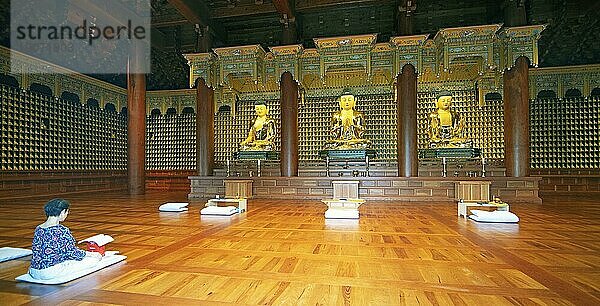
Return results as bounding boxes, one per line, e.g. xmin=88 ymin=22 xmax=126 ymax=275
xmin=469 ymin=210 xmax=519 ymax=223
xmin=159 ymin=202 xmax=189 ymax=212
xmin=15 ymin=252 xmax=126 ymax=284
xmin=201 ymin=206 xmax=238 ymax=216
xmin=0 ymin=247 xmax=32 ymax=262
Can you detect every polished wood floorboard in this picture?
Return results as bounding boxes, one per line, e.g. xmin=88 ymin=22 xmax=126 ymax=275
xmin=0 ymin=192 xmax=598 ymax=305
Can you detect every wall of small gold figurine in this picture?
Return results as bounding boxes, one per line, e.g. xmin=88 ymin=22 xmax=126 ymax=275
xmin=4 ymin=81 xmax=599 ymax=172
xmin=530 ymin=96 xmax=600 ymax=169
xmin=214 ymin=107 xmax=234 ymax=166
xmin=145 ymin=112 xmax=196 ymax=170
xmin=1 ymin=84 xmax=127 ymax=171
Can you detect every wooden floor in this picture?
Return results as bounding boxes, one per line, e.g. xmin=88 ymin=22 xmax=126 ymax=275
xmin=0 ymin=192 xmax=598 ymax=305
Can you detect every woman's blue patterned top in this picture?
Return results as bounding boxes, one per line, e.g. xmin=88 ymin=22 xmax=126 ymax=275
xmin=30 ymin=224 xmax=85 ymax=269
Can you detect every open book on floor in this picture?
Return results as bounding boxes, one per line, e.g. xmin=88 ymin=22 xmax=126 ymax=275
xmin=79 ymin=234 xmax=114 ymax=255
xmin=80 ymin=234 xmax=114 ymax=246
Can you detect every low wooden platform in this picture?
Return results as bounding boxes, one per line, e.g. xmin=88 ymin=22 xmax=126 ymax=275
xmin=0 ymin=192 xmax=598 ymax=305
xmin=189 ymin=176 xmax=542 ymax=203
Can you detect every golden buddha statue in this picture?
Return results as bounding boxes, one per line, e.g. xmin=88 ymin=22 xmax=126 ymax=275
xmin=324 ymin=89 xmax=371 ymax=150
xmin=428 ymin=91 xmax=472 ymax=148
xmin=240 ymin=101 xmax=276 ymax=151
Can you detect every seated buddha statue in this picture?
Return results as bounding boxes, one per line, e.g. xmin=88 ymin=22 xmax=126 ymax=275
xmin=239 ymin=101 xmax=276 ymax=151
xmin=428 ymin=91 xmax=472 ymax=148
xmin=324 ymin=89 xmax=371 ymax=150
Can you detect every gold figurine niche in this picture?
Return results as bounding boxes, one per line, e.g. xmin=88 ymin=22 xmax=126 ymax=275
xmin=239 ymin=101 xmax=277 ymax=151
xmin=319 ymin=88 xmax=376 ymax=177
xmin=428 ymin=91 xmax=472 ymax=148
xmin=324 ymin=88 xmax=371 ymax=150
xmin=232 ymin=100 xmax=279 ymax=177
xmin=420 ymin=90 xmax=483 ymax=178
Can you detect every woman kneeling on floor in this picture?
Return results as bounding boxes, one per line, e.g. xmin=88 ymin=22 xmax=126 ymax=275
xmin=29 ymin=199 xmax=102 ymax=280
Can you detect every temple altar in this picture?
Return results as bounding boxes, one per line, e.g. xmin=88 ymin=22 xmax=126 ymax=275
xmin=319 ymin=149 xmax=376 ymax=177
xmin=230 ymin=151 xmax=279 ymax=177
xmin=180 ymin=24 xmax=548 ymax=204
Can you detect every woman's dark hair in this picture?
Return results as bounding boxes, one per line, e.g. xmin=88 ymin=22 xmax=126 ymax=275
xmin=44 ymin=199 xmax=70 ymax=217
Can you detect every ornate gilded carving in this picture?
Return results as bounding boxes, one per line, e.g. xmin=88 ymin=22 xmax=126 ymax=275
xmin=499 ymin=25 xmax=547 ymax=69
xmin=1 ymin=46 xmax=126 ymax=109
xmin=434 ymin=24 xmax=502 ymax=75
xmin=314 ymin=34 xmax=377 ymax=81
xmin=313 ymin=34 xmax=377 ymax=49
xmin=213 ymin=45 xmax=267 ymax=90
xmin=184 ymin=24 xmax=547 ymax=103
xmin=370 ymin=43 xmax=395 ymax=85
xmin=529 ymin=64 xmax=600 ymax=99
xmin=269 ymin=44 xmax=304 ymax=82
xmin=183 ymin=53 xmax=216 ymax=89
xmin=391 ymin=34 xmax=429 ymax=75
xmin=146 ymin=89 xmax=196 ymax=114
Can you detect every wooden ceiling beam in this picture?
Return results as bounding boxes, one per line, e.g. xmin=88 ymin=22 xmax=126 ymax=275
xmin=211 ymin=3 xmax=278 ymax=19
xmin=152 ymin=19 xmax=190 ymax=28
xmin=296 ymin=0 xmax=395 ymax=12
xmin=167 ymin=0 xmax=226 ymax=40
xmin=211 ymin=0 xmax=393 ymax=19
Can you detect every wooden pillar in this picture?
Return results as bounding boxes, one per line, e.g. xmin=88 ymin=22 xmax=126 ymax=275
xmin=397 ymin=64 xmax=418 ymax=177
xmin=196 ymin=77 xmax=215 ymax=176
xmin=397 ymin=0 xmax=416 ymax=35
xmin=127 ymin=62 xmax=146 ymax=195
xmin=281 ymin=21 xmax=297 ymax=45
xmin=198 ymin=26 xmax=212 ymax=53
xmin=502 ymin=0 xmax=527 ymax=27
xmin=273 ymin=0 xmax=298 ymax=45
xmin=504 ymin=56 xmax=530 ymax=177
xmin=280 ymin=72 xmax=299 ymax=177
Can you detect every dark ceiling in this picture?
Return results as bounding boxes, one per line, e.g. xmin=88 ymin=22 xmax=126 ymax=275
xmin=0 ymin=0 xmax=599 ymax=90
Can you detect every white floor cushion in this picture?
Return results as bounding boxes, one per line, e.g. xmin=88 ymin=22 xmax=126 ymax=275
xmin=159 ymin=202 xmax=189 ymax=212
xmin=0 ymin=247 xmax=32 ymax=262
xmin=469 ymin=210 xmax=519 ymax=223
xmin=15 ymin=253 xmax=126 ymax=284
xmin=200 ymin=206 xmax=238 ymax=216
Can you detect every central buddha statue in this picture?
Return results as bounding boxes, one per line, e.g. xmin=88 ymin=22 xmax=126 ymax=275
xmin=428 ymin=91 xmax=472 ymax=148
xmin=239 ymin=101 xmax=276 ymax=151
xmin=324 ymin=88 xmax=371 ymax=150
